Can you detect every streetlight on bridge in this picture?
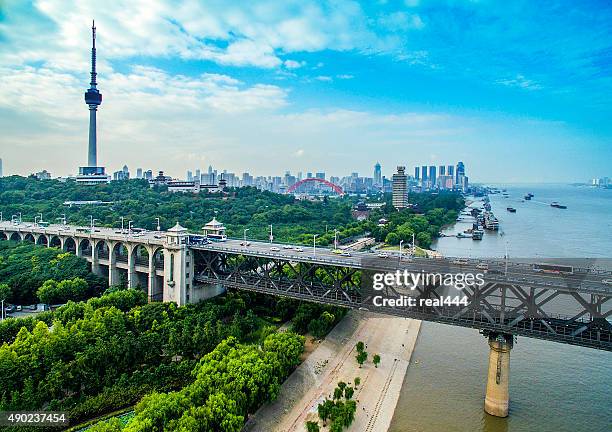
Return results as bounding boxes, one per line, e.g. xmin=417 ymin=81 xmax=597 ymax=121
xmin=313 ymin=234 xmax=318 ymax=257
xmin=334 ymin=229 xmax=339 ymax=250
xmin=269 ymin=224 xmax=273 ymax=243
xmin=399 ymin=240 xmax=404 ymax=262
xmin=155 ymin=217 xmax=161 ymax=233
xmin=128 ymin=221 xmax=133 ymax=235
xmin=243 ymin=228 xmax=249 ymax=245
xmin=90 ymin=216 xmax=98 ymax=232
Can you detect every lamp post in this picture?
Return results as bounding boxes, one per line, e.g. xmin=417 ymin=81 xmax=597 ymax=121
xmin=269 ymin=224 xmax=273 ymax=243
xmin=412 ymin=232 xmax=416 ymax=257
xmin=90 ymin=217 xmax=98 ymax=232
xmin=60 ymin=214 xmax=66 ymax=225
xmin=243 ymin=228 xmax=249 ymax=244
xmin=120 ymin=216 xmax=125 ymax=233
xmin=313 ymin=234 xmax=318 ymax=257
xmin=18 ymin=212 xmax=22 ymax=224
xmin=334 ymin=229 xmax=339 ymax=250
xmin=0 ymin=212 xmax=3 ymax=222
xmin=128 ymin=221 xmax=133 ymax=236
xmin=399 ymin=240 xmax=404 ymax=262
xmin=155 ymin=217 xmax=161 ymax=233
xmin=37 ymin=213 xmax=43 ymax=225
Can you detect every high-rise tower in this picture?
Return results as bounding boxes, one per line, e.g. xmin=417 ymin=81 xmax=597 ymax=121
xmin=85 ymin=21 xmax=102 ymax=166
xmin=77 ymin=21 xmax=110 ymax=184
xmin=374 ymin=162 xmax=382 ymax=186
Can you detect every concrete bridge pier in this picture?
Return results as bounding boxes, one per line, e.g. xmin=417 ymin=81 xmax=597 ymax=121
xmin=484 ymin=332 xmax=514 ymax=417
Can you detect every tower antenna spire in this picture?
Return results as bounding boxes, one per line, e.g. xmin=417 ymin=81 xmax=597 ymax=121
xmin=90 ymin=20 xmax=97 ymax=88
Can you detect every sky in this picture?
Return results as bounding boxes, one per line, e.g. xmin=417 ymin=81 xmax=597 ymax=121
xmin=0 ymin=0 xmax=611 ymax=183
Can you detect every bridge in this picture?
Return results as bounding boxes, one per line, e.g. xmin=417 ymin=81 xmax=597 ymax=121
xmin=1 ymin=220 xmax=610 ymax=417
xmin=286 ymin=177 xmax=344 ymax=195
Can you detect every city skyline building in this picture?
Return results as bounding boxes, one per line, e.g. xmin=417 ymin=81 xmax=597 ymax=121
xmin=392 ymin=166 xmax=408 ymax=209
xmin=374 ymin=162 xmax=382 ymax=186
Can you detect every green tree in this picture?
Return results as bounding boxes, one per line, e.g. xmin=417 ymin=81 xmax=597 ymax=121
xmin=356 ymin=341 xmax=364 ymax=352
xmin=306 ymin=420 xmax=320 ymax=432
xmin=0 ymin=283 xmax=10 ymax=303
xmin=354 ymin=377 xmax=361 ymax=388
xmin=385 ymin=232 xmax=400 ymax=245
xmin=373 ymin=354 xmax=381 ymax=368
xmin=344 ymin=386 xmax=354 ymax=400
xmin=356 ymin=350 xmax=368 ymax=367
xmin=333 ymin=386 xmax=344 ymax=400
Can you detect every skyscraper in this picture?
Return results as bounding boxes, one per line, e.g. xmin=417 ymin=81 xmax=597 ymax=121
xmin=447 ymin=165 xmax=454 ymax=177
xmin=392 ymin=166 xmax=408 ymax=209
xmin=77 ymin=21 xmax=110 ymax=184
xmin=421 ymin=165 xmax=428 ymax=183
xmin=414 ymin=166 xmax=420 ymax=181
xmin=439 ymin=165 xmax=446 ymax=176
xmin=374 ymin=162 xmax=382 ymax=186
xmin=428 ymin=166 xmax=437 ymax=187
xmin=456 ymin=161 xmax=465 ymax=184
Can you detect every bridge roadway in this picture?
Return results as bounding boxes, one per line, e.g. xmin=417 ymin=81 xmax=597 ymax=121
xmin=2 ymin=221 xmax=611 ymax=350
xmin=194 ymin=237 xmax=612 ymax=295
xmin=3 ymin=221 xmax=610 ymax=294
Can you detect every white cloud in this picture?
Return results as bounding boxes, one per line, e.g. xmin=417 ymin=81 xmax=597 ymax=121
xmin=284 ymin=59 xmax=306 ymax=69
xmin=496 ymin=74 xmax=543 ymax=90
xmin=315 ymin=75 xmax=333 ymax=82
xmin=337 ymin=74 xmax=354 ymax=79
xmin=0 ymin=0 xmax=416 ymax=71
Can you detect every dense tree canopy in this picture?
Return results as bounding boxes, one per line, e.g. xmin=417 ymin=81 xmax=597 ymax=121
xmin=0 ymin=240 xmax=106 ymax=304
xmin=0 ymin=176 xmax=463 ymax=248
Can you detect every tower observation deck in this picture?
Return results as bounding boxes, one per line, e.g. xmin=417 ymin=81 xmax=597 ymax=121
xmin=77 ymin=20 xmax=110 ymax=184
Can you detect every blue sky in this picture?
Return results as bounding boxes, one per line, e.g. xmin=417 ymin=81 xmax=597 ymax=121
xmin=0 ymin=0 xmax=611 ymax=182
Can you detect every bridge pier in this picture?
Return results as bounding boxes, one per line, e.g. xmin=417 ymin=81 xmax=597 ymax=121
xmin=108 ymin=248 xmax=120 ymax=287
xmin=127 ymin=252 xmax=137 ymax=288
xmin=484 ymin=332 xmax=513 ymax=417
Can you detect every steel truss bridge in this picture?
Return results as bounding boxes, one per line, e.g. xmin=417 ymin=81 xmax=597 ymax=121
xmin=192 ymin=244 xmax=612 ymax=351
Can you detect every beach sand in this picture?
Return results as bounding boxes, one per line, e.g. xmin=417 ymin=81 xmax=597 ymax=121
xmin=244 ymin=311 xmax=421 ymax=432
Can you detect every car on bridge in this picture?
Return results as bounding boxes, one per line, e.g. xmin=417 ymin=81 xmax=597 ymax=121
xmin=294 ymin=247 xmax=304 ymax=252
xmin=270 ymin=246 xmax=280 ymax=252
xmin=603 ymin=279 xmax=612 ymax=285
xmin=240 ymin=241 xmax=251 ymax=247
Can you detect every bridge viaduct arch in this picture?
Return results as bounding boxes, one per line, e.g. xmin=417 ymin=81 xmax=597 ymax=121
xmin=0 ymin=224 xmax=198 ymax=307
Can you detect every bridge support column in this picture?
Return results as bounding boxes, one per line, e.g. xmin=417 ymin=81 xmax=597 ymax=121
xmin=127 ymin=250 xmax=137 ymax=289
xmin=484 ymin=333 xmax=513 ymax=418
xmin=91 ymin=242 xmax=102 ymax=277
xmin=108 ymin=250 xmax=120 ymax=287
xmin=147 ymin=254 xmax=155 ymax=301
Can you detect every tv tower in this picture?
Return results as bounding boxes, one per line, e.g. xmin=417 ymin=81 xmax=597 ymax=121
xmin=85 ymin=20 xmax=102 ymax=166
xmin=77 ymin=21 xmax=110 ymax=184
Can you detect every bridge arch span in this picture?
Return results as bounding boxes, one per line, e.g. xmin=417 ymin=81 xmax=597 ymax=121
xmin=49 ymin=235 xmax=62 ymax=248
xmin=23 ymin=233 xmax=35 ymax=243
xmin=94 ymin=239 xmax=110 ymax=260
xmin=36 ymin=234 xmax=49 ymax=246
xmin=79 ymin=238 xmax=92 ymax=255
xmin=286 ymin=178 xmax=344 ymax=195
xmin=131 ymin=244 xmax=150 ymax=267
xmin=63 ymin=237 xmax=77 ymax=253
xmin=9 ymin=232 xmax=22 ymax=242
xmin=0 ymin=232 xmax=7 ymax=241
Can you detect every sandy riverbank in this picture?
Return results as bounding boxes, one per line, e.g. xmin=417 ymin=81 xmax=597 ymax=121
xmin=244 ymin=311 xmax=421 ymax=432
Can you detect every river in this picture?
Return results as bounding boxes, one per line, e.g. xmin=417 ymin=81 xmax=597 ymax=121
xmin=389 ymin=184 xmax=612 ymax=432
